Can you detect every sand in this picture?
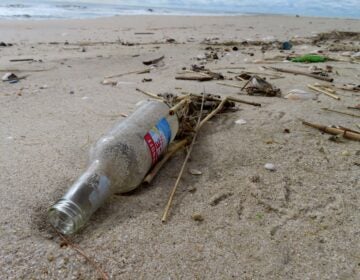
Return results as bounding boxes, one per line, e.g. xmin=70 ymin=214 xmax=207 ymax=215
xmin=0 ymin=15 xmax=360 ymax=279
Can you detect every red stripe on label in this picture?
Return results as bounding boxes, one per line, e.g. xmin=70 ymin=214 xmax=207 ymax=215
xmin=144 ymin=132 xmax=158 ymax=164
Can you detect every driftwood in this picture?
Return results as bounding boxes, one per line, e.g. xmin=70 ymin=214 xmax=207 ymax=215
xmin=143 ymin=55 xmax=165 ymax=65
xmin=267 ymin=66 xmax=334 ymax=82
xmin=302 ymin=120 xmax=360 ymax=141
xmin=135 ymin=88 xmax=163 ymax=100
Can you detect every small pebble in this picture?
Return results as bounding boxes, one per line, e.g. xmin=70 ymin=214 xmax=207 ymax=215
xmin=235 ymin=119 xmax=247 ymax=125
xmin=189 ymin=168 xmax=202 ymax=175
xmin=264 ymin=163 xmax=276 ymax=171
xmin=283 ymin=128 xmax=290 ymax=133
xmin=69 ymin=91 xmax=74 ymax=95
xmin=191 ymin=213 xmax=204 ymax=222
xmin=342 ymin=150 xmax=350 ymax=156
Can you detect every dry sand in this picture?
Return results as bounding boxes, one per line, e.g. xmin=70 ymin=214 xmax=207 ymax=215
xmin=0 ymin=15 xmax=360 ymax=279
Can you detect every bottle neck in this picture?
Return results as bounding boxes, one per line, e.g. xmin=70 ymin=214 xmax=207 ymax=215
xmin=48 ymin=161 xmax=111 ymax=234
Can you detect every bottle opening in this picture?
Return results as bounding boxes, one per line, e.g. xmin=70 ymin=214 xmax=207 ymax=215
xmin=48 ymin=199 xmax=84 ymax=235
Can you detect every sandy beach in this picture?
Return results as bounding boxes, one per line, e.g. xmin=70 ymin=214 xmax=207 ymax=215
xmin=1 ymin=15 xmax=360 ymax=279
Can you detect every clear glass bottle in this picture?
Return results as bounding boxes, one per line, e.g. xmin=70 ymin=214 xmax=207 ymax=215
xmin=48 ymin=100 xmax=179 ymax=234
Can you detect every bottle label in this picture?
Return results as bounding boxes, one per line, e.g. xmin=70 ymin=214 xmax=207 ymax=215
xmin=144 ymin=117 xmax=172 ymax=164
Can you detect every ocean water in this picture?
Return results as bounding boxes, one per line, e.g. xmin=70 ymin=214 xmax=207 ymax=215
xmin=0 ymin=0 xmax=359 ymax=19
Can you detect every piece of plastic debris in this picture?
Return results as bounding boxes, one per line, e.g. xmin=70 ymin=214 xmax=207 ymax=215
xmin=235 ymin=119 xmax=247 ymax=125
xmin=291 ymin=54 xmax=327 ymax=63
xmin=281 ymin=41 xmax=293 ymax=50
xmin=189 ymin=169 xmax=202 ymax=175
xmin=264 ymin=163 xmax=276 ymax=171
xmin=2 ymin=72 xmax=18 ymax=82
xmin=285 ymin=89 xmax=317 ymax=100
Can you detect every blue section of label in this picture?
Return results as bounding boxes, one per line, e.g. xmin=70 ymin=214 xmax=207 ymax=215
xmin=156 ymin=117 xmax=171 ymax=144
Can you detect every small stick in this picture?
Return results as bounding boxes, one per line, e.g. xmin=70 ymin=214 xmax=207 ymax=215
xmin=211 ymin=66 xmax=246 ymax=70
xmin=169 ymin=98 xmax=190 ymax=115
xmin=197 ymin=97 xmax=228 ymax=131
xmin=302 ymin=120 xmax=360 ymax=141
xmin=135 ymin=88 xmax=163 ymax=100
xmin=52 ymin=227 xmax=109 ymax=280
xmin=143 ymin=139 xmax=189 ymax=184
xmin=348 ymin=106 xmax=360 ymax=111
xmin=105 ymin=68 xmax=150 ymax=79
xmin=143 ymin=55 xmax=165 ymax=66
xmin=321 ymin=108 xmax=360 ymax=118
xmin=216 ymin=82 xmax=244 ymax=89
xmin=227 ymin=96 xmax=262 ymax=107
xmin=175 ymin=74 xmax=213 ymax=81
xmin=134 ymin=32 xmax=155 ymax=35
xmin=10 ymin=58 xmax=35 ymax=62
xmin=162 ymin=95 xmax=205 ymax=222
xmin=308 ymin=84 xmax=340 ymax=100
xmin=268 ymin=66 xmax=334 ymax=82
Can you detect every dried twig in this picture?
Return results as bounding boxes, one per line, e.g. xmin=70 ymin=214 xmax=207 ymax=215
xmin=105 ymin=68 xmax=150 ymax=79
xmin=161 ymin=95 xmax=205 ymax=222
xmin=143 ymin=55 xmax=165 ymax=66
xmin=321 ymin=108 xmax=360 ymax=118
xmin=175 ymin=74 xmax=213 ymax=81
xmin=216 ymin=82 xmax=244 ymax=89
xmin=52 ymin=227 xmax=109 ymax=280
xmin=135 ymin=88 xmax=163 ymax=100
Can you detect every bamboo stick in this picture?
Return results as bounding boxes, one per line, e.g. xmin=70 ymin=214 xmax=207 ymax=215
xmin=302 ymin=120 xmax=360 ymax=141
xmin=105 ymin=68 xmax=150 ymax=79
xmin=308 ymin=84 xmax=340 ymax=100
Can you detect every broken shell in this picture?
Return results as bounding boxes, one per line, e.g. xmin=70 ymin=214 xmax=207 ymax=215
xmin=189 ymin=169 xmax=202 ymax=175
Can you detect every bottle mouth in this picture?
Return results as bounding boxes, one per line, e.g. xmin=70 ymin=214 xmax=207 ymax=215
xmin=48 ymin=199 xmax=84 ymax=235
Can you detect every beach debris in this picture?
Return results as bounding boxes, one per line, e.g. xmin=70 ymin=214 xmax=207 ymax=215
xmin=338 ymin=83 xmax=360 ymax=92
xmin=235 ymin=119 xmax=247 ymax=125
xmin=342 ymin=150 xmax=350 ymax=156
xmin=321 ymin=108 xmax=360 ymax=118
xmin=189 ymin=169 xmax=202 ymax=175
xmin=348 ymin=104 xmax=360 ymax=110
xmin=217 ymin=82 xmax=244 ymax=89
xmin=105 ymin=68 xmax=150 ymax=79
xmin=0 ymin=42 xmax=12 ymax=47
xmin=134 ymin=32 xmax=155 ymax=35
xmin=302 ymin=120 xmax=360 ymax=141
xmin=142 ymin=78 xmax=152 ymax=83
xmin=312 ymin=31 xmax=360 ymax=44
xmin=285 ymin=89 xmax=317 ymax=100
xmin=308 ymin=65 xmax=330 ymax=77
xmin=10 ymin=58 xmax=35 ymax=62
xmin=2 ymin=72 xmax=19 ymax=82
xmin=291 ymin=54 xmax=327 ymax=63
xmin=267 ymin=66 xmax=334 ymax=82
xmin=210 ymin=192 xmax=233 ymax=206
xmin=191 ymin=213 xmax=204 ymax=222
xmin=242 ymin=75 xmax=281 ymax=97
xmin=175 ymin=74 xmax=213 ymax=81
xmin=284 ymin=128 xmax=290 ymax=133
xmin=101 ymin=79 xmax=117 ymax=86
xmin=281 ymin=41 xmax=293 ymax=50
xmin=142 ymin=55 xmax=164 ymax=66
xmin=307 ymin=84 xmax=340 ymax=100
xmin=264 ymin=163 xmax=276 ymax=171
